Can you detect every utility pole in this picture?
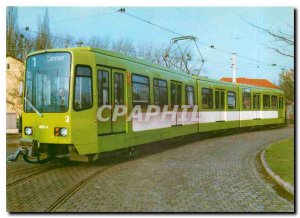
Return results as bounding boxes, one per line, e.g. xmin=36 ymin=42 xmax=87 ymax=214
xmin=231 ymin=53 xmax=237 ymax=83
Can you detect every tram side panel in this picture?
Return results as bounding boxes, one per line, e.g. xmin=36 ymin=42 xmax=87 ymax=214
xmin=197 ymin=79 xmax=240 ymax=133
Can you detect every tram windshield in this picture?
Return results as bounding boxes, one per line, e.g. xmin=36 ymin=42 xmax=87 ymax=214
xmin=24 ymin=52 xmax=71 ymax=113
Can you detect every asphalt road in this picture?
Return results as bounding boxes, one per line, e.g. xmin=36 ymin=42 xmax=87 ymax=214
xmin=6 ymin=127 xmax=294 ymax=212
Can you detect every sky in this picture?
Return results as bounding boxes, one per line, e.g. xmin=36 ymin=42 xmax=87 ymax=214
xmin=15 ymin=6 xmax=294 ymax=84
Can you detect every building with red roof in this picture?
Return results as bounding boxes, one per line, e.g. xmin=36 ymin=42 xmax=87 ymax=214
xmin=220 ymin=77 xmax=279 ymax=89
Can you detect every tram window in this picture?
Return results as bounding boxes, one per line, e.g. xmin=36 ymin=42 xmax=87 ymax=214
xmin=227 ymin=91 xmax=236 ymax=109
xmin=242 ymin=92 xmax=251 ymax=109
xmin=185 ymin=85 xmax=194 ymax=106
xmin=154 ymin=78 xmax=168 ymax=107
xmin=132 ymin=74 xmax=149 ymax=107
xmin=114 ymin=73 xmax=124 ymax=105
xmin=74 ymin=66 xmax=92 ymax=111
xmin=202 ymin=88 xmax=213 ymax=109
xmin=271 ymin=95 xmax=278 ymax=109
xmin=98 ymin=70 xmax=109 ymax=107
xmin=253 ymin=94 xmax=261 ymax=110
xmin=263 ymin=95 xmax=270 ymax=109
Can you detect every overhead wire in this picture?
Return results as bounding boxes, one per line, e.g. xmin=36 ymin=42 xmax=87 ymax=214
xmin=115 ymin=8 xmax=291 ymax=70
xmin=122 ymin=11 xmax=183 ymax=37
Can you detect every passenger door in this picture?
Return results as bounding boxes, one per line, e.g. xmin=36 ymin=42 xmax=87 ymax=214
xmin=97 ymin=67 xmax=126 ymax=135
xmin=215 ymin=89 xmax=225 ymax=121
xmin=112 ymin=69 xmax=126 ymax=133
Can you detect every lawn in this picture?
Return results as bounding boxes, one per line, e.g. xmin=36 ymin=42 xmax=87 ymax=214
xmin=265 ymin=137 xmax=294 ymax=185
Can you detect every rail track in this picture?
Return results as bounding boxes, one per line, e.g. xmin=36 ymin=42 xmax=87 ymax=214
xmin=46 ymin=165 xmax=113 ymax=212
xmin=7 ymin=167 xmax=58 ymax=188
xmin=7 ymin=161 xmax=67 ymax=188
xmin=8 ymin=160 xmax=65 ymax=174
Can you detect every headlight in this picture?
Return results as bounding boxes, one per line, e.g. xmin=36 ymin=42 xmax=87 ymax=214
xmin=60 ymin=128 xmax=68 ymax=137
xmin=54 ymin=127 xmax=67 ymax=137
xmin=25 ymin=127 xmax=33 ymax=135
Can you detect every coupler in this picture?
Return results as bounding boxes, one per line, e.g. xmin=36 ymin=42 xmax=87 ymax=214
xmin=7 ymin=139 xmax=50 ymax=164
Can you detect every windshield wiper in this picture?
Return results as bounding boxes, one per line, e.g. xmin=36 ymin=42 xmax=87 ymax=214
xmin=24 ymin=97 xmax=43 ymax=117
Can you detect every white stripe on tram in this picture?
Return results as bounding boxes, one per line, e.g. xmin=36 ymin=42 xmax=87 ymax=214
xmin=132 ymin=111 xmax=279 ymax=132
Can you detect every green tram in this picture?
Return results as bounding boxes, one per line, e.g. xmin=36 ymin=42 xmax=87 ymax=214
xmin=9 ymin=47 xmax=285 ymax=163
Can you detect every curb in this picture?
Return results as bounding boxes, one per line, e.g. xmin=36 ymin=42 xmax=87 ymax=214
xmin=261 ymin=148 xmax=294 ymax=195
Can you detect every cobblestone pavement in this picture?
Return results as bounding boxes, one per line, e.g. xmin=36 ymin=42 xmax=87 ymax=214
xmin=7 ymin=127 xmax=294 ymax=212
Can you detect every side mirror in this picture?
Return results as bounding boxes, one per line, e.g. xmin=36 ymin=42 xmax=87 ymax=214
xmin=19 ymin=82 xmax=23 ymax=97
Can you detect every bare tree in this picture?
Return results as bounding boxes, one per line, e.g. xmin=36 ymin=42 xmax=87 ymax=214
xmin=35 ymin=8 xmax=52 ymax=50
xmin=6 ymin=7 xmax=19 ymax=58
xmin=242 ymin=17 xmax=294 ymax=58
xmin=17 ymin=33 xmax=34 ymax=61
xmin=87 ymin=36 xmax=112 ymax=50
xmin=112 ymin=38 xmax=136 ymax=56
xmin=88 ymin=36 xmax=102 ymax=48
xmin=136 ymin=44 xmax=154 ymax=62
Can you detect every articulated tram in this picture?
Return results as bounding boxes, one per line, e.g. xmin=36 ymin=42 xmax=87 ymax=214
xmin=8 ymin=47 xmax=285 ymax=163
